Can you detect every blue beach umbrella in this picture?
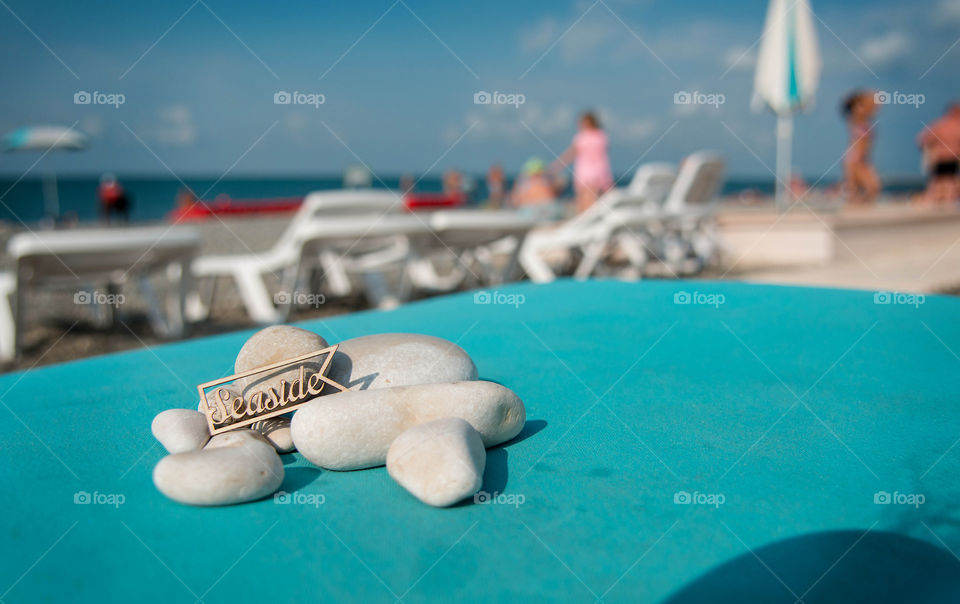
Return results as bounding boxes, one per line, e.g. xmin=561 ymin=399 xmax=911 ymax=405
xmin=751 ymin=0 xmax=821 ymax=211
xmin=3 ymin=125 xmax=89 ymax=219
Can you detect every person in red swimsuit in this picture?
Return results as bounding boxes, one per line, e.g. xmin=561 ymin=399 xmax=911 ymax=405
xmin=841 ymin=91 xmax=881 ymax=206
xmin=97 ymin=173 xmax=130 ymax=223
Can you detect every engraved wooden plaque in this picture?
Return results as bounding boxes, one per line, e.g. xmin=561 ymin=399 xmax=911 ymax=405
xmin=197 ymin=345 xmax=347 ymax=435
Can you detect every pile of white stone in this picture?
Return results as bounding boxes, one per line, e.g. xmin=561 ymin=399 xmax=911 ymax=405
xmin=151 ymin=326 xmax=526 ymax=508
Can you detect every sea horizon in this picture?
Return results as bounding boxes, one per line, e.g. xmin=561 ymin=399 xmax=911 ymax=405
xmin=0 ymin=173 xmax=927 ymax=225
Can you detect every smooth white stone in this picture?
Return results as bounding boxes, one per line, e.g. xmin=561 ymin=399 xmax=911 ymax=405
xmin=235 ymin=325 xmax=328 ymax=397
xmin=291 ymin=381 xmax=525 ymax=470
xmin=154 ymin=437 xmax=283 ymax=506
xmin=204 ymin=429 xmax=271 ymax=449
xmin=387 ymin=418 xmax=486 ymax=507
xmin=249 ymin=417 xmax=296 ymax=453
xmin=327 ymin=333 xmax=478 ymax=390
xmin=151 ymin=409 xmax=210 ymax=454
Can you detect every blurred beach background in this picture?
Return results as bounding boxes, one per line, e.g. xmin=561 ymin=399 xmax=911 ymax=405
xmin=1 ymin=0 xmax=959 ymax=369
xmin=0 ymin=175 xmax=932 ymax=224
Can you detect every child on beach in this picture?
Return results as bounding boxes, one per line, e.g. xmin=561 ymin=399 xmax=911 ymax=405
xmin=841 ymin=91 xmax=881 ymax=206
xmin=554 ymin=111 xmax=613 ymax=214
xmin=511 ymin=157 xmax=556 ymax=209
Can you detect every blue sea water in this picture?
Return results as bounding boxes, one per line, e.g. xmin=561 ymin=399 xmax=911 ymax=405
xmin=0 ymin=174 xmax=924 ymax=225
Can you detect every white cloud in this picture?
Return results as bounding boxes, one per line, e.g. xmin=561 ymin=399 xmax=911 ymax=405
xmin=149 ymin=105 xmax=196 ymax=146
xmin=937 ymin=0 xmax=960 ymax=22
xmin=447 ymin=102 xmax=656 ymax=150
xmin=722 ymin=45 xmax=756 ymax=73
xmin=521 ymin=17 xmax=558 ymax=53
xmin=79 ymin=115 xmax=104 ymax=138
xmin=859 ymin=31 xmax=911 ymax=66
xmin=518 ymin=11 xmax=640 ymax=64
xmin=602 ymin=110 xmax=657 ymax=142
xmin=455 ymin=102 xmax=576 ymax=146
xmin=281 ymin=112 xmax=312 ymax=144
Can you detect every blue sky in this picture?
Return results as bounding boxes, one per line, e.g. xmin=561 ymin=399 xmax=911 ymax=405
xmin=0 ymin=0 xmax=957 ymax=180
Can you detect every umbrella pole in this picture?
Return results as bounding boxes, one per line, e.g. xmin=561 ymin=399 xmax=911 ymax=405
xmin=775 ymin=115 xmax=793 ymax=213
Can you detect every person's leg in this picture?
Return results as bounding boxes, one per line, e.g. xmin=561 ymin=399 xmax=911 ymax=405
xmin=948 ymin=173 xmax=960 ymax=203
xmin=861 ymin=164 xmax=881 ymax=204
xmin=844 ymin=163 xmax=863 ymax=205
xmin=930 ymin=176 xmax=949 ymax=203
xmin=575 ymin=187 xmax=598 ymax=214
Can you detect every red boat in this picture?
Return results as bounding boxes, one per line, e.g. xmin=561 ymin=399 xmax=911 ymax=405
xmin=168 ymin=196 xmax=304 ymax=222
xmin=403 ymin=191 xmax=466 ymax=210
xmin=168 ymin=191 xmax=467 ymax=222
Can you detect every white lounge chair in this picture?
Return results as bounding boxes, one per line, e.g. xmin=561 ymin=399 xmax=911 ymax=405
xmin=188 ymin=189 xmax=405 ymax=323
xmin=654 ymin=152 xmax=726 ymax=274
xmin=406 ymin=210 xmax=542 ymax=292
xmin=518 ymin=162 xmax=677 ymax=282
xmin=580 ymin=152 xmax=726 ymax=278
xmin=2 ymin=226 xmax=201 ymax=361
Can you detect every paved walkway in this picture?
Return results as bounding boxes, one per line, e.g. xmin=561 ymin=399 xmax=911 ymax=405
xmin=724 ymin=204 xmax=960 ymax=293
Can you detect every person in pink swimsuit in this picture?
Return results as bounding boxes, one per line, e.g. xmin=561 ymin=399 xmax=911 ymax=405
xmin=555 ymin=112 xmax=613 ymax=213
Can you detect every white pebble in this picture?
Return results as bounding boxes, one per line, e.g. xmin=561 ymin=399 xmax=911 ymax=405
xmin=151 ymin=409 xmax=210 ymax=454
xmin=154 ymin=437 xmax=283 ymax=506
xmin=249 ymin=417 xmax=296 ymax=453
xmin=387 ymin=418 xmax=486 ymax=507
xmin=235 ymin=326 xmax=328 ymax=397
xmin=205 ymin=429 xmax=270 ymax=449
xmin=327 ymin=333 xmax=478 ymax=390
xmin=291 ymin=381 xmax=525 ymax=470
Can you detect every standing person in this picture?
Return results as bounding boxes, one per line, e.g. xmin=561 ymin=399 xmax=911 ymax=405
xmin=554 ymin=111 xmax=613 ymax=214
xmin=841 ymin=91 xmax=881 ymax=206
xmin=486 ymin=163 xmax=506 ymax=208
xmin=98 ymin=173 xmax=130 ymax=223
xmin=915 ymin=102 xmax=960 ymax=205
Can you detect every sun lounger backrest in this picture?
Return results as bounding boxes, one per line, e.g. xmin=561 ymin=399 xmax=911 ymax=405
xmin=663 ymin=152 xmax=725 ymax=213
xmin=270 ymin=189 xmax=404 ymax=257
xmin=567 ymin=162 xmax=676 ymax=232
xmin=627 ymin=163 xmax=676 ymax=203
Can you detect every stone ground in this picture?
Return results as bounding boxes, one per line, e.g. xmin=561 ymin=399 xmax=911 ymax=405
xmin=726 ymin=204 xmax=960 ymax=293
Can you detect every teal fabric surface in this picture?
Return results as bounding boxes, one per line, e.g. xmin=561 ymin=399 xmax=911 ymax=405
xmin=1 ymin=280 xmax=959 ymax=603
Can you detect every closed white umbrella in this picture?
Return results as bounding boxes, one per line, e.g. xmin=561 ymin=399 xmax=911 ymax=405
xmin=751 ymin=0 xmax=821 ymax=211
xmin=3 ymin=125 xmax=89 ymax=219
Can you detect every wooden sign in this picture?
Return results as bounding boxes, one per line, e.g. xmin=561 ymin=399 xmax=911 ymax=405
xmin=197 ymin=345 xmax=347 ymax=435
